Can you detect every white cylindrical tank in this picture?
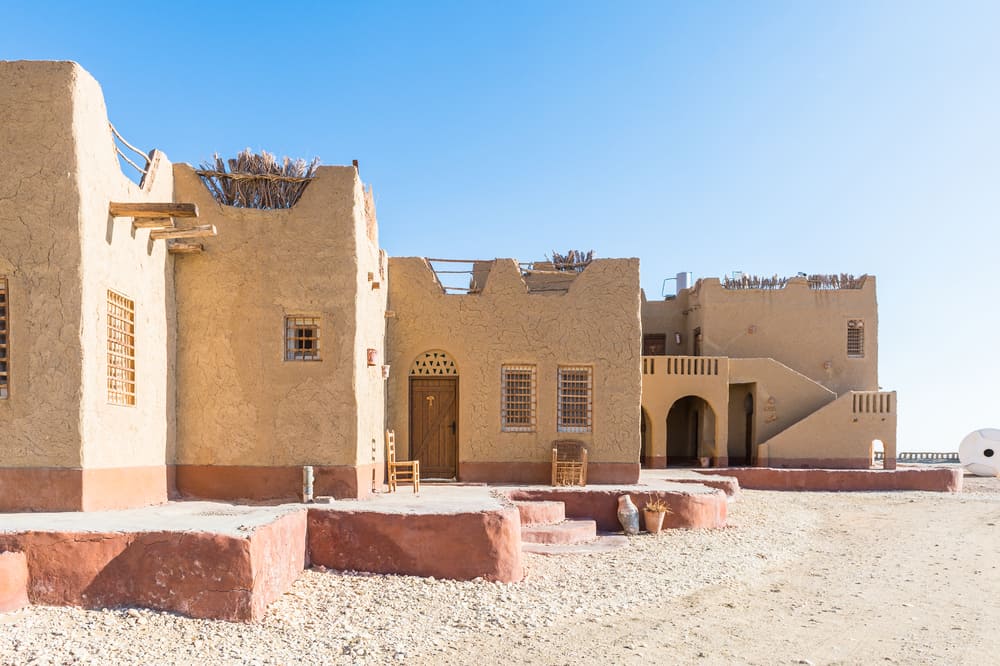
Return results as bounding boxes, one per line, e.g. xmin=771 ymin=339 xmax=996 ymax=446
xmin=958 ymin=429 xmax=1000 ymax=477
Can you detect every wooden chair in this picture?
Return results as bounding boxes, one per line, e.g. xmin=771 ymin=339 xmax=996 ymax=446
xmin=551 ymin=440 xmax=588 ymax=486
xmin=386 ymin=429 xmax=420 ymax=493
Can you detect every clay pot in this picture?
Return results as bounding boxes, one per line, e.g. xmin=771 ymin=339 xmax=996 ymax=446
xmin=617 ymin=495 xmax=640 ymax=536
xmin=643 ymin=509 xmax=666 ymax=534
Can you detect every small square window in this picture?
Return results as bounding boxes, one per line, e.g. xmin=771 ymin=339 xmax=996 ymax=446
xmin=0 ymin=278 xmax=8 ymax=399
xmin=286 ymin=316 xmax=320 ymax=361
xmin=847 ymin=320 xmax=864 ymax=358
xmin=107 ymin=290 xmax=136 ymax=406
xmin=501 ymin=365 xmax=536 ymax=432
xmin=558 ymin=366 xmax=593 ymax=433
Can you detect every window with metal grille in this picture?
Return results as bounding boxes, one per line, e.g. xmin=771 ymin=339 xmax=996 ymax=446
xmin=557 ymin=366 xmax=593 ymax=433
xmin=0 ymin=278 xmax=8 ymax=399
xmin=286 ymin=316 xmax=320 ymax=361
xmin=501 ymin=365 xmax=536 ymax=432
xmin=847 ymin=319 xmax=864 ymax=358
xmin=107 ymin=290 xmax=135 ymax=406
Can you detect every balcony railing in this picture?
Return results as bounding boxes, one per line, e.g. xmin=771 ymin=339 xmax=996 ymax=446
xmin=642 ymin=355 xmax=722 ymax=376
xmin=852 ymin=391 xmax=893 ymax=415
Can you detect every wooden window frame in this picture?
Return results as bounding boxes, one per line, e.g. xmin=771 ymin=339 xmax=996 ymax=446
xmin=642 ymin=334 xmax=667 ymax=356
xmin=501 ymin=364 xmax=536 ymax=432
xmin=285 ymin=316 xmax=321 ymax=361
xmin=107 ymin=290 xmax=136 ymax=406
xmin=557 ymin=365 xmax=593 ymax=433
xmin=0 ymin=278 xmax=8 ymax=399
xmin=847 ymin=319 xmax=864 ymax=358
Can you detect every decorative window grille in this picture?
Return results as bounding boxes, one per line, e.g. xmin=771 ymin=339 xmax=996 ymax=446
xmin=557 ymin=366 xmax=593 ymax=433
xmin=847 ymin=320 xmax=864 ymax=358
xmin=0 ymin=278 xmax=8 ymax=398
xmin=286 ymin=316 xmax=320 ymax=361
xmin=501 ymin=365 xmax=536 ymax=432
xmin=107 ymin=290 xmax=136 ymax=406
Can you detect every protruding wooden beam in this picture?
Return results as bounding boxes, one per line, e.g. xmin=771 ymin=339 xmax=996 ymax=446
xmin=149 ymin=225 xmax=217 ymax=241
xmin=168 ymin=242 xmax=205 ymax=255
xmin=132 ymin=217 xmax=175 ymax=231
xmin=110 ymin=202 xmax=199 ymax=219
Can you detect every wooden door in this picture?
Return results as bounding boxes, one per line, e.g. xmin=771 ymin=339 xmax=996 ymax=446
xmin=409 ymin=377 xmax=458 ymax=479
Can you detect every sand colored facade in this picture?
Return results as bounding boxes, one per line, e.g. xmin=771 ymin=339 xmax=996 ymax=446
xmin=641 ymin=276 xmax=895 ymax=469
xmin=170 ymin=164 xmax=386 ymax=500
xmin=386 ymin=258 xmax=641 ymax=484
xmin=0 ymin=61 xmax=898 ymax=512
xmin=0 ymin=61 xmax=174 ymax=511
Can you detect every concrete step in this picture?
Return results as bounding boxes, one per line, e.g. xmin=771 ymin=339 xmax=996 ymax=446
xmin=520 ymin=519 xmax=597 ymax=545
xmin=522 ymin=534 xmax=629 ymax=556
xmin=513 ymin=500 xmax=566 ymax=526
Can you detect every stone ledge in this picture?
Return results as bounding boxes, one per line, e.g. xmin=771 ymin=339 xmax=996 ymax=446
xmin=503 ymin=487 xmax=727 ymax=531
xmin=699 ymin=467 xmax=962 ymax=492
xmin=0 ymin=510 xmax=307 ymax=621
xmin=307 ymin=506 xmax=523 ymax=582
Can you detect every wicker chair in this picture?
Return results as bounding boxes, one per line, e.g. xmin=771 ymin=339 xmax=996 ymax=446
xmin=386 ymin=429 xmax=420 ymax=493
xmin=551 ymin=440 xmax=588 ymax=486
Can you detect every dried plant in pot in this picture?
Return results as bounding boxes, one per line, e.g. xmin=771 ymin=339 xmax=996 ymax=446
xmin=643 ymin=496 xmax=672 ymax=534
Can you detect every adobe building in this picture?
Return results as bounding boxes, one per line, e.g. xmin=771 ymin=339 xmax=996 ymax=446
xmin=0 ymin=61 xmax=897 ymax=512
xmin=386 ymin=257 xmax=641 ymax=484
xmin=641 ymin=275 xmax=895 ymax=470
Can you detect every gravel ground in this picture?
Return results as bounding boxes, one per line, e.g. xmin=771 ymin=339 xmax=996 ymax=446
xmin=0 ymin=490 xmax=816 ymax=665
xmin=5 ymin=474 xmax=997 ymax=666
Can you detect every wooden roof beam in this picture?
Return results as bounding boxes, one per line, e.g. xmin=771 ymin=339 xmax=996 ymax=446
xmin=132 ymin=217 xmax=175 ymax=231
xmin=110 ymin=202 xmax=199 ymax=219
xmin=168 ymin=242 xmax=204 ymax=255
xmin=149 ymin=225 xmax=217 ymax=241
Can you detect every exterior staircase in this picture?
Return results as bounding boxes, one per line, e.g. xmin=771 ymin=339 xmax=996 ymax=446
xmin=513 ymin=500 xmax=628 ymax=555
xmin=756 ymin=389 xmax=897 ymax=468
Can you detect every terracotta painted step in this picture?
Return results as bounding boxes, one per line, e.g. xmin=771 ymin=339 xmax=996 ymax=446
xmin=513 ymin=500 xmax=566 ymax=526
xmin=520 ymin=519 xmax=597 ymax=545
xmin=522 ymin=534 xmax=629 ymax=556
xmin=0 ymin=551 xmax=29 ymax=613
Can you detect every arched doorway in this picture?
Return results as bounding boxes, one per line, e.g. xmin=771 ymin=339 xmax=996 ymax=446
xmin=743 ymin=392 xmax=754 ymax=465
xmin=666 ymin=396 xmax=716 ymax=467
xmin=409 ymin=350 xmax=459 ymax=479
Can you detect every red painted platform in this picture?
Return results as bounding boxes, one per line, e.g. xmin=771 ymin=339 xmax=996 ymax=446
xmin=0 ymin=482 xmax=733 ymax=620
xmin=698 ymin=467 xmax=962 ymax=492
xmin=503 ymin=485 xmax=728 ymax=531
xmin=0 ymin=510 xmax=307 ymax=622
xmin=308 ymin=505 xmax=523 ymax=583
xmin=0 ymin=551 xmax=28 ymax=613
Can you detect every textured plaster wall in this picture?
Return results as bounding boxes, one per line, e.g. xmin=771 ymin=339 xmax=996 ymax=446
xmin=687 ymin=277 xmax=879 ymax=395
xmin=71 ymin=67 xmax=175 ymax=470
xmin=640 ymin=291 xmax=688 ymax=354
xmin=0 ymin=62 xmax=86 ymax=467
xmin=351 ymin=185 xmax=388 ymax=472
xmin=758 ymin=391 xmax=897 ymax=466
xmin=728 ymin=358 xmax=836 ymax=446
xmin=640 ymin=358 xmax=730 ymax=463
xmin=173 ymin=165 xmax=381 ymax=468
xmin=386 ymin=258 xmax=641 ymax=466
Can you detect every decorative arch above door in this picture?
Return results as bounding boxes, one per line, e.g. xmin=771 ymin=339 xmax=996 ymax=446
xmin=409 ymin=349 xmax=459 ymax=376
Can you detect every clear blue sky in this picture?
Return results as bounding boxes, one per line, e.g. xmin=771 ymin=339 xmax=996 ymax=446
xmin=5 ymin=1 xmax=999 ymax=452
